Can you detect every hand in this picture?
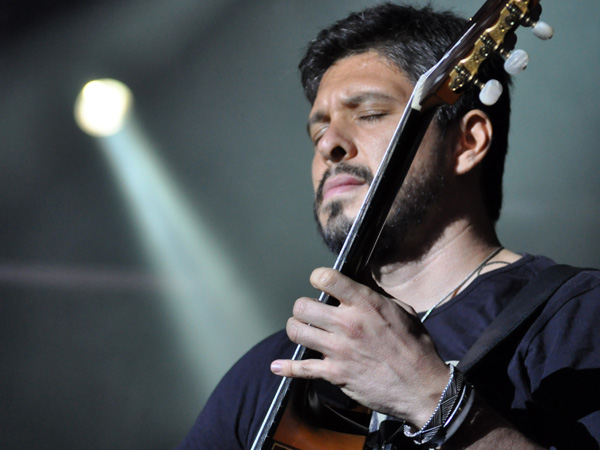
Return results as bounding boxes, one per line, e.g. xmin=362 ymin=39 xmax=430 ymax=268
xmin=271 ymin=267 xmax=450 ymax=427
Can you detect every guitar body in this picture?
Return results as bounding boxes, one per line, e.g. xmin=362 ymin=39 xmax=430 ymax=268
xmin=271 ymin=404 xmax=367 ymax=450
xmin=268 ymin=379 xmax=370 ymax=450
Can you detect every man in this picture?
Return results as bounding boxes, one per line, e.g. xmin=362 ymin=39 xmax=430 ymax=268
xmin=178 ymin=3 xmax=600 ymax=449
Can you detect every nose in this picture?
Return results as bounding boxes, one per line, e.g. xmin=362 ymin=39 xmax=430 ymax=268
xmin=315 ymin=123 xmax=358 ymax=164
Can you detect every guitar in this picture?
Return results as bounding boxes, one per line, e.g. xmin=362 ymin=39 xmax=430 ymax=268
xmin=252 ymin=1 xmax=552 ymax=449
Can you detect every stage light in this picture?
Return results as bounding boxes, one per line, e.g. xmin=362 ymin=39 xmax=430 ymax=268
xmin=74 ymin=84 xmax=269 ymax=400
xmin=74 ymin=79 xmax=132 ymax=137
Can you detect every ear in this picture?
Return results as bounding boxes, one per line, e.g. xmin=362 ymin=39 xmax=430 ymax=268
xmin=453 ymin=109 xmax=493 ymax=175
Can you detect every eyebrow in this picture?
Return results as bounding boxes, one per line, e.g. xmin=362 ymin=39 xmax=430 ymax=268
xmin=306 ymin=111 xmax=327 ymax=135
xmin=344 ymin=91 xmax=397 ymax=107
xmin=306 ymin=91 xmax=398 ymax=134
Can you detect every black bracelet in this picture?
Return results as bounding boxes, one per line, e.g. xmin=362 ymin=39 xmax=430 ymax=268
xmin=427 ymin=382 xmax=475 ymax=448
xmin=403 ymin=365 xmax=474 ymax=447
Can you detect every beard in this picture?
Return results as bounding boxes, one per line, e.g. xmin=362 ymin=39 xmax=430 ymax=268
xmin=314 ymin=151 xmax=446 ymax=265
xmin=313 ymin=162 xmax=373 ymax=253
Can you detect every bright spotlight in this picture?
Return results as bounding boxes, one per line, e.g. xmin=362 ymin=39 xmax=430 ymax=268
xmin=74 ymin=79 xmax=133 ymax=137
xmin=77 ymin=93 xmax=271 ymax=400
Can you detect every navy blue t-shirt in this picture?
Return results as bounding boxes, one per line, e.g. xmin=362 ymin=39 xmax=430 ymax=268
xmin=177 ymin=255 xmax=600 ymax=449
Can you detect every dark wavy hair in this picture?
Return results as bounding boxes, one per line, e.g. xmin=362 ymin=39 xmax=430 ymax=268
xmin=299 ymin=2 xmax=512 ymax=223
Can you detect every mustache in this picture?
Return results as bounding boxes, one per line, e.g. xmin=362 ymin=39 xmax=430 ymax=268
xmin=315 ymin=162 xmax=374 ymax=206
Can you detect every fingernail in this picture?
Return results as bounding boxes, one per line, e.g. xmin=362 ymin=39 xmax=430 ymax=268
xmin=271 ymin=362 xmax=282 ymax=374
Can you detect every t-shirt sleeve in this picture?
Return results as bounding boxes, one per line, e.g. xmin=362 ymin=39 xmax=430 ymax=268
xmin=176 ymin=330 xmax=294 ymax=450
xmin=510 ymin=270 xmax=600 ymax=449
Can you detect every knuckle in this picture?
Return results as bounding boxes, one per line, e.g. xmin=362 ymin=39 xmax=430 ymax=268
xmin=327 ymin=336 xmax=351 ymax=360
xmin=344 ymin=320 xmax=365 ymax=340
xmin=294 ymin=361 xmax=315 ymax=379
xmin=327 ymin=338 xmax=341 ymax=356
xmin=357 ymin=285 xmax=379 ymax=307
xmin=312 ymin=267 xmax=337 ymax=290
xmin=357 ymin=290 xmax=385 ymax=315
xmin=322 ymin=358 xmax=346 ymax=386
xmin=303 ymin=362 xmax=315 ymax=379
xmin=331 ymin=367 xmax=347 ymax=386
xmin=286 ymin=318 xmax=300 ymax=342
xmin=293 ymin=297 xmax=309 ymax=317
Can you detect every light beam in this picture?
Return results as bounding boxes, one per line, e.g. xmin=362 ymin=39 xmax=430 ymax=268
xmin=75 ymin=79 xmax=272 ymax=400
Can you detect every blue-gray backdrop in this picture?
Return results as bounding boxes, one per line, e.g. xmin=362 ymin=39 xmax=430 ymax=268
xmin=1 ymin=1 xmax=598 ymax=448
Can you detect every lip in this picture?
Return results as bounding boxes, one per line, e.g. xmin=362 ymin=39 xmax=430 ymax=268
xmin=322 ymin=174 xmax=366 ymax=202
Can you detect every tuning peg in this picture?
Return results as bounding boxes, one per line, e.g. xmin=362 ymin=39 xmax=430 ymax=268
xmin=477 ymin=79 xmax=503 ymax=106
xmin=532 ymin=21 xmax=554 ymax=40
xmin=503 ymin=49 xmax=530 ymax=75
xmin=522 ymin=18 xmax=554 ymax=40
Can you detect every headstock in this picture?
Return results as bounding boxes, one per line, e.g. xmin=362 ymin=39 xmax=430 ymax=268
xmin=416 ymin=0 xmax=553 ymax=110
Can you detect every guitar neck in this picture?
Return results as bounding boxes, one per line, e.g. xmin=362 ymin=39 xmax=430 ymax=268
xmin=251 ymin=94 xmax=438 ymax=450
xmin=325 ymin=95 xmax=437 ymax=302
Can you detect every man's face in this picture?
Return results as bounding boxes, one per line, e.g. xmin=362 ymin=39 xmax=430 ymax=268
xmin=308 ymin=51 xmax=447 ymax=258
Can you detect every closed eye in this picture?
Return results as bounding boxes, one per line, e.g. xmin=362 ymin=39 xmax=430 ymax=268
xmin=359 ymin=112 xmax=387 ymax=122
xmin=311 ymin=126 xmax=327 ymax=146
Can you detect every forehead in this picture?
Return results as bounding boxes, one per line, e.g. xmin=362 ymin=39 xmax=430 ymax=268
xmin=311 ymin=51 xmax=413 ymax=110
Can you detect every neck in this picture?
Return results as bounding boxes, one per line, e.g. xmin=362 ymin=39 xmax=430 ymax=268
xmin=371 ymin=218 xmax=519 ymax=313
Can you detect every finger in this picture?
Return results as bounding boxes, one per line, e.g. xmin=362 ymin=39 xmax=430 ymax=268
xmin=270 ymin=358 xmax=322 ymax=380
xmin=292 ymin=296 xmax=337 ymax=328
xmin=310 ymin=267 xmax=375 ymax=308
xmin=286 ymin=316 xmax=332 ymax=354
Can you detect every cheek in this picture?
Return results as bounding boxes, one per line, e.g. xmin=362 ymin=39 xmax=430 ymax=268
xmin=373 ymin=138 xmax=390 ymax=164
xmin=311 ymin=156 xmax=325 ymax=191
xmin=362 ymin=129 xmax=396 ymax=168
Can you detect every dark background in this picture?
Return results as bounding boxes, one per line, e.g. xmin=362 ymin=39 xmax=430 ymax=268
xmin=1 ymin=0 xmax=599 ymax=448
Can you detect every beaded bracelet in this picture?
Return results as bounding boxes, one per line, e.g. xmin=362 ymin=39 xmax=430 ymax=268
xmin=403 ymin=364 xmax=473 ymax=447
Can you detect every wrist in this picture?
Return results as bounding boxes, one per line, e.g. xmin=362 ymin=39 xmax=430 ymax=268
xmin=411 ymin=363 xmax=456 ymax=428
xmin=403 ymin=364 xmax=475 ymax=447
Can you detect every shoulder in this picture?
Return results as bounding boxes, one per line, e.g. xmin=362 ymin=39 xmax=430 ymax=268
xmin=506 ymin=258 xmax=600 ymax=368
xmin=486 ymin=254 xmax=600 ymax=319
xmin=522 ymin=265 xmax=600 ymax=368
xmin=510 ymin=265 xmax=600 ymax=447
xmin=551 ymin=265 xmax=600 ymax=298
xmin=470 ymin=257 xmax=600 ymax=446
